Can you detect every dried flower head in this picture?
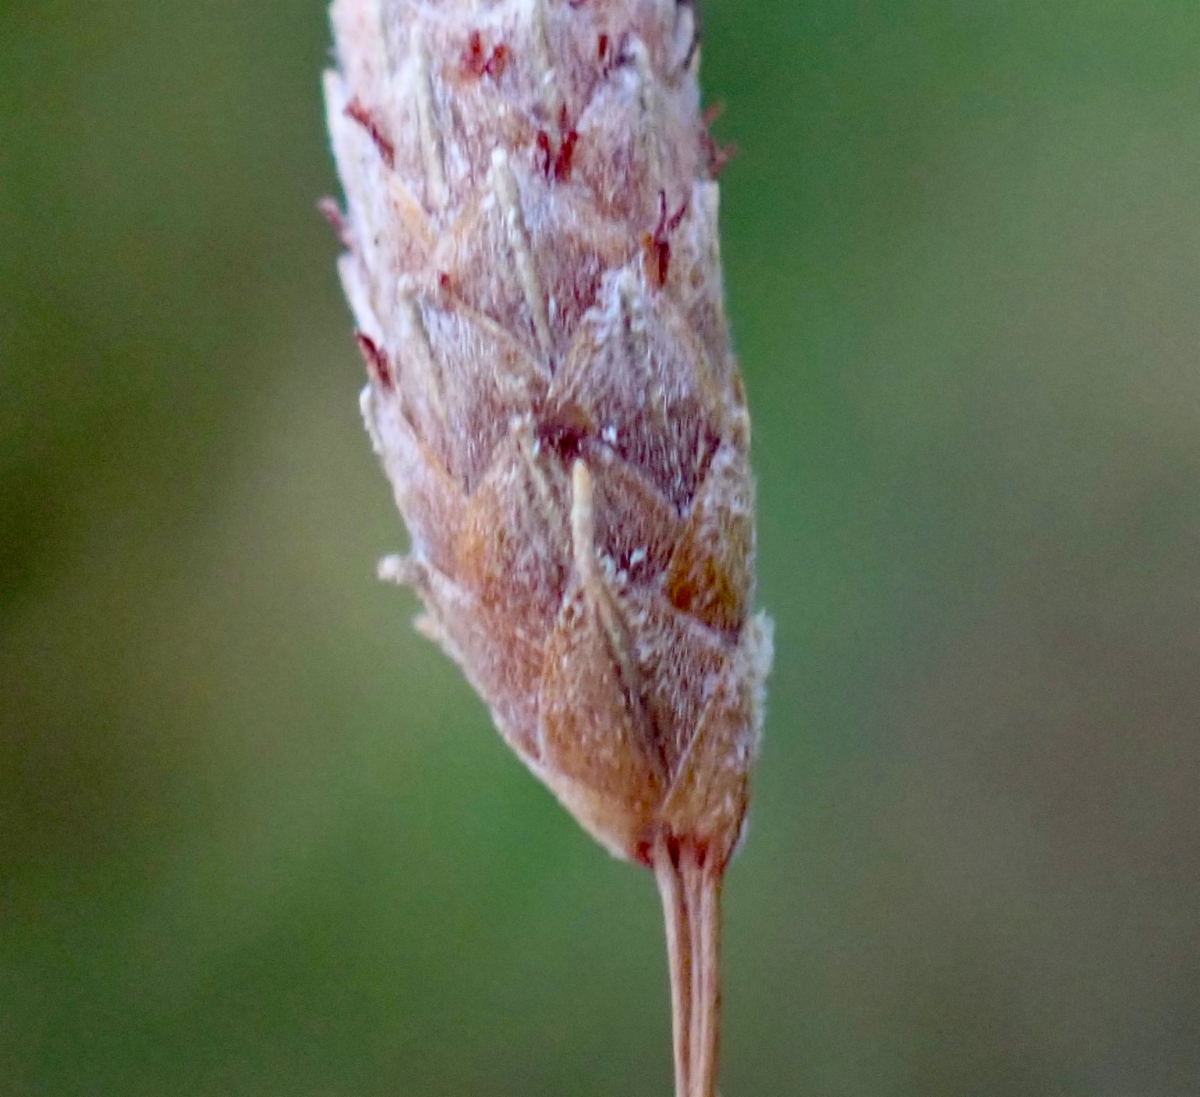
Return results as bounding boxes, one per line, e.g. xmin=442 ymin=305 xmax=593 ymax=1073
xmin=324 ymin=1 xmax=771 ymax=1093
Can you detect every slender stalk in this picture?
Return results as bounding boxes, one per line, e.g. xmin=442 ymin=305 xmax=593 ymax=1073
xmin=664 ymin=840 xmax=723 ymax=1097
xmin=691 ymin=862 xmax=722 ymax=1097
xmin=654 ymin=837 xmax=692 ymax=1097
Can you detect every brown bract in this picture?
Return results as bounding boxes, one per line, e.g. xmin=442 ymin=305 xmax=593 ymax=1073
xmin=325 ymin=0 xmax=770 ymax=873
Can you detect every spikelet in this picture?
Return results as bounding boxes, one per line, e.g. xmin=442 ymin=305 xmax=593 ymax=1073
xmin=324 ymin=2 xmax=771 ymax=1093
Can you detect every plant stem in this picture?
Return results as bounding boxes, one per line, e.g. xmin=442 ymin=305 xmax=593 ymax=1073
xmin=691 ymin=858 xmax=721 ymax=1097
xmin=657 ymin=837 xmax=723 ymax=1097
xmin=654 ymin=837 xmax=692 ymax=1097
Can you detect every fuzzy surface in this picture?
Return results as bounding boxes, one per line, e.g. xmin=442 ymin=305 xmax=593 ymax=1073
xmin=326 ymin=0 xmax=771 ymax=866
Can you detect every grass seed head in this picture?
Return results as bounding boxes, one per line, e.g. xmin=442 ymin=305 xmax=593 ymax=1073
xmin=326 ymin=0 xmax=771 ymax=872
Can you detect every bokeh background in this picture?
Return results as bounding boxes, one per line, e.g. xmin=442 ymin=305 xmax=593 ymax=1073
xmin=3 ymin=1 xmax=1199 ymax=1094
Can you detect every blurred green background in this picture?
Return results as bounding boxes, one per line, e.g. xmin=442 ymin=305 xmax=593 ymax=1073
xmin=3 ymin=1 xmax=1199 ymax=1093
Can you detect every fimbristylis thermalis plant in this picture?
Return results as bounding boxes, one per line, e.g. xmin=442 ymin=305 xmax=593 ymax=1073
xmin=323 ymin=2 xmax=771 ymax=1094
